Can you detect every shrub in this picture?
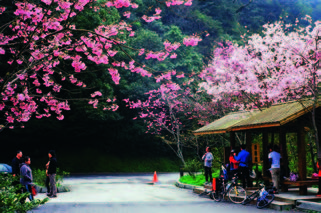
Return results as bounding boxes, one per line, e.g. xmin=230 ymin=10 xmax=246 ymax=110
xmin=33 ymin=168 xmax=70 ymax=187
xmin=179 ymin=169 xmax=221 ymax=186
xmin=184 ymin=159 xmax=203 ymax=178
xmin=0 ymin=174 xmax=48 ymax=213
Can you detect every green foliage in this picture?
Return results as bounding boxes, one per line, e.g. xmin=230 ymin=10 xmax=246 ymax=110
xmin=252 ymin=164 xmax=263 ymax=173
xmin=57 ymin=148 xmax=181 ymax=173
xmin=179 ymin=170 xmax=220 ymax=186
xmin=0 ymin=174 xmax=48 ymax=213
xmin=184 ymin=158 xmax=202 ymax=178
xmin=33 ymin=168 xmax=70 ymax=187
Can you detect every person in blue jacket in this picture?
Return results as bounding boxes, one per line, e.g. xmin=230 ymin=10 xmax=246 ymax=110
xmin=234 ymin=144 xmax=252 ymax=188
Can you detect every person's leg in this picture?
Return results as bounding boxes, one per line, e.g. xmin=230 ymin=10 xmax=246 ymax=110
xmin=245 ymin=167 xmax=252 ymax=187
xmin=204 ymin=166 xmax=209 ymax=183
xmin=45 ymin=176 xmax=50 ymax=195
xmin=25 ymin=184 xmax=33 ymax=201
xmin=208 ymin=167 xmax=212 ymax=184
xmin=275 ymin=168 xmax=280 ymax=191
xmin=271 ymin=168 xmax=280 ymax=191
xmin=239 ymin=167 xmax=246 ymax=188
xmin=50 ymin=174 xmax=57 ymax=196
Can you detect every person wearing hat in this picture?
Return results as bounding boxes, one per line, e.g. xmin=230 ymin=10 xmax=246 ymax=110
xmin=47 ymin=150 xmax=58 ymax=198
xmin=202 ymin=147 xmax=214 ymax=185
xmin=229 ymin=149 xmax=239 ymax=177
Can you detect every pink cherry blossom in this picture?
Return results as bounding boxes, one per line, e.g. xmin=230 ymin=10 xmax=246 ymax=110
xmin=91 ymin=91 xmax=102 ymax=98
xmin=183 ymin=36 xmax=202 ymax=46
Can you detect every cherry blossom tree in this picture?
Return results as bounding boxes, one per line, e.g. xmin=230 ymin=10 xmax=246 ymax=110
xmin=0 ymin=0 xmax=201 ymax=130
xmin=127 ymin=70 xmax=228 ymax=165
xmin=199 ymin=16 xmax=321 ymax=190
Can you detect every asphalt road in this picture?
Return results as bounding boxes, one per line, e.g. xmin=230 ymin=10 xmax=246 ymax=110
xmin=30 ymin=173 xmax=304 ymax=213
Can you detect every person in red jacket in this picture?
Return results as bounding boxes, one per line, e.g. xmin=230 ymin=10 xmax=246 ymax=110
xmin=229 ymin=149 xmax=239 ymax=177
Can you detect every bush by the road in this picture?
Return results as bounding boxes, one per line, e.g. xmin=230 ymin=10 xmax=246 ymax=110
xmin=33 ymin=168 xmax=70 ymax=187
xmin=0 ymin=174 xmax=48 ymax=213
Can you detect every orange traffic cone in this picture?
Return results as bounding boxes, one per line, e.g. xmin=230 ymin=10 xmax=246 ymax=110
xmin=153 ymin=171 xmax=159 ymax=183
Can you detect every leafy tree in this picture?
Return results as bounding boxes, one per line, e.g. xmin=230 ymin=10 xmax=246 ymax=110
xmin=0 ymin=0 xmax=196 ymax=130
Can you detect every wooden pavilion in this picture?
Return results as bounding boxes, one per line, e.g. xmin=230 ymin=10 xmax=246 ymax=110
xmin=193 ymin=99 xmax=321 ymax=195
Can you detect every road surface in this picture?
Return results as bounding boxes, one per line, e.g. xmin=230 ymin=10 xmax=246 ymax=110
xmin=30 ymin=173 xmax=303 ymax=213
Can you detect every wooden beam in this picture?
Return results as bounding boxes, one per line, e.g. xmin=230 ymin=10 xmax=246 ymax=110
xmin=193 ymin=130 xmax=226 ymax=136
xmin=279 ymin=129 xmax=289 ymax=192
xmin=297 ymin=126 xmax=307 ymax=195
xmin=230 ymin=123 xmax=280 ymax=132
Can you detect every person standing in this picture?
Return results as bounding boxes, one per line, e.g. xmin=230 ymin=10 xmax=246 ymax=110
xmin=229 ymin=149 xmax=239 ymax=177
xmin=12 ymin=150 xmax=23 ymax=197
xmin=202 ymin=147 xmax=214 ymax=185
xmin=234 ymin=144 xmax=252 ymax=188
xmin=20 ymin=156 xmax=33 ymax=201
xmin=12 ymin=150 xmax=23 ymax=177
xmin=47 ymin=150 xmax=58 ymax=198
xmin=268 ymin=145 xmax=281 ymax=192
xmin=45 ymin=160 xmax=50 ymax=195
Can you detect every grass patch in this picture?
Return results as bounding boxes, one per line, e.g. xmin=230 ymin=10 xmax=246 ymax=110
xmin=179 ymin=170 xmax=220 ymax=186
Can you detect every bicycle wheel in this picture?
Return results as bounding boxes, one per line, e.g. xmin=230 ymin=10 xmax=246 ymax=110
xmin=228 ymin=186 xmax=247 ymax=204
xmin=256 ymin=193 xmax=274 ymax=209
xmin=242 ymin=191 xmax=259 ymax=205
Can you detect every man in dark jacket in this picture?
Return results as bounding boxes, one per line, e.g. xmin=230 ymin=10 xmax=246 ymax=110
xmin=47 ymin=150 xmax=58 ymax=198
xmin=12 ymin=150 xmax=23 ymax=177
xmin=12 ymin=150 xmax=23 ymax=197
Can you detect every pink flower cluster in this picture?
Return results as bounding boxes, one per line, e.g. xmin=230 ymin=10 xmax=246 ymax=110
xmin=0 ymin=0 xmax=198 ymax=128
xmin=183 ymin=36 xmax=202 ymax=46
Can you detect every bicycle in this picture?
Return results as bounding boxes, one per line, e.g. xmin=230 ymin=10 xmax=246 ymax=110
xmin=242 ymin=182 xmax=276 ymax=209
xmin=211 ymin=163 xmax=247 ymax=204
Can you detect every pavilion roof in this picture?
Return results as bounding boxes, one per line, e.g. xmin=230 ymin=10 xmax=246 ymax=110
xmin=193 ymin=99 xmax=319 ymax=135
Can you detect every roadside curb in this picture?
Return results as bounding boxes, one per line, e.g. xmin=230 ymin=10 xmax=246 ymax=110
xmin=175 ymin=180 xmax=203 ymax=191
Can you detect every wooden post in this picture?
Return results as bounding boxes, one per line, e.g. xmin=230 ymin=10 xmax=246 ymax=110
xmin=262 ymin=132 xmax=269 ymax=178
xmin=246 ymin=131 xmax=253 ymax=187
xmin=297 ymin=126 xmax=307 ymax=195
xmin=230 ymin=132 xmax=236 ymax=149
xmin=246 ymin=131 xmax=252 ymax=167
xmin=280 ymin=129 xmax=289 ymax=192
xmin=224 ymin=147 xmax=230 ymax=164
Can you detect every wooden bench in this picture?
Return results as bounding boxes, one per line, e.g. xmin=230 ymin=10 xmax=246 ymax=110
xmin=262 ymin=176 xmax=319 ymax=195
xmin=282 ymin=179 xmax=319 ymax=195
